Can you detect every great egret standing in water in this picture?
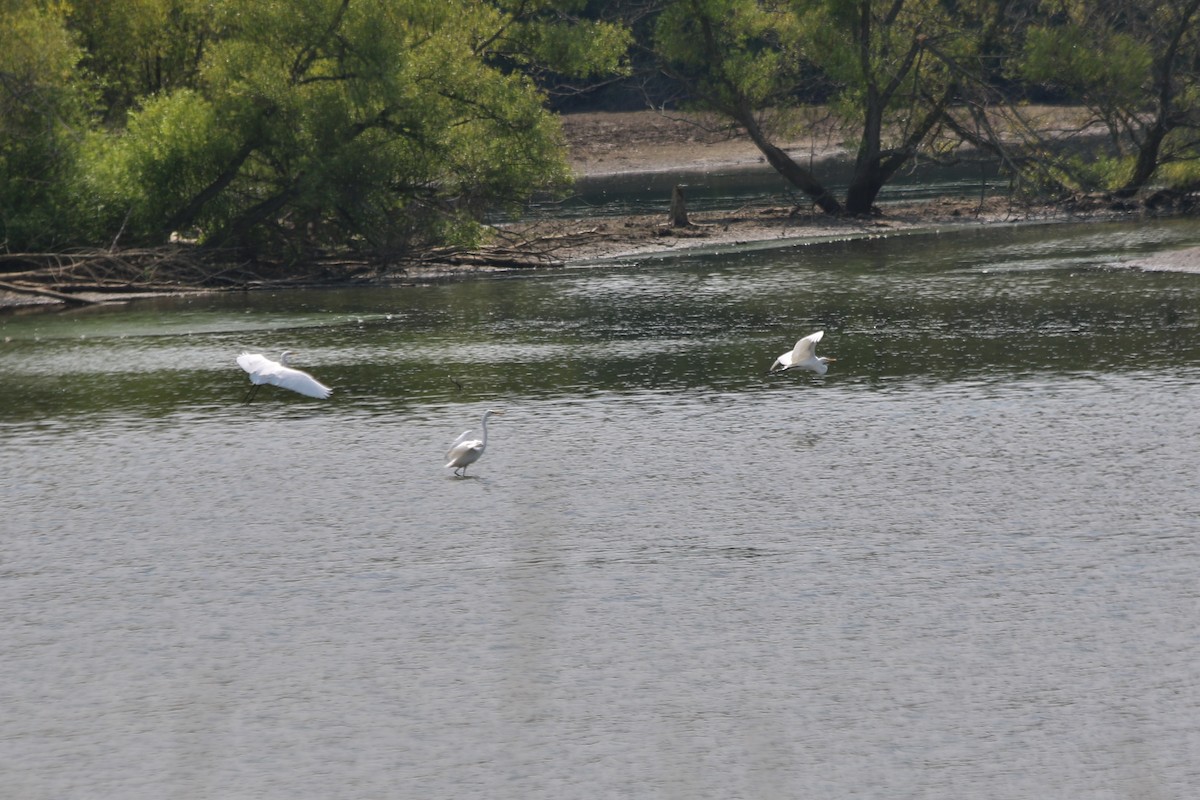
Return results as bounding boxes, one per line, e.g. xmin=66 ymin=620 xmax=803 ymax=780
xmin=237 ymin=351 xmax=332 ymax=401
xmin=445 ymin=409 xmax=503 ymax=476
xmin=769 ymin=330 xmax=836 ymax=375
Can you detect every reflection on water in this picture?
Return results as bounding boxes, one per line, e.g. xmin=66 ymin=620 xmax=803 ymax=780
xmin=3 ymin=219 xmax=1200 ymax=799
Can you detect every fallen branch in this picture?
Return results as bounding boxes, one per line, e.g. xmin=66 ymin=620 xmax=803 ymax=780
xmin=0 ymin=280 xmax=101 ymax=306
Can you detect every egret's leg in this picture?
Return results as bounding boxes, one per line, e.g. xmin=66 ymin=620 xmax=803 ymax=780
xmin=243 ymin=384 xmax=259 ymax=403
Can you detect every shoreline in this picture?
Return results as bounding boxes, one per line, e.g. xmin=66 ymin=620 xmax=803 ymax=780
xmin=3 ymin=110 xmax=1199 ymax=310
xmin=2 ymin=197 xmax=1180 ymax=312
xmin=494 ymin=196 xmax=1104 ymax=266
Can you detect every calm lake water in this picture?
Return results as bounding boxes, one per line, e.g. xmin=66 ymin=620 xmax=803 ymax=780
xmin=3 ymin=218 xmax=1200 ymax=799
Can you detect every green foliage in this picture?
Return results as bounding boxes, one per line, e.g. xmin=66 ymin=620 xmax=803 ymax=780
xmin=66 ymin=0 xmax=212 ymax=119
xmin=648 ymin=0 xmax=1200 ymax=209
xmin=0 ymin=3 xmax=94 ymax=250
xmin=78 ymin=90 xmax=241 ymax=241
xmin=0 ymin=0 xmax=627 ymax=258
xmin=1020 ymin=26 xmax=1152 ymax=107
xmin=1065 ymin=154 xmax=1135 ymax=192
xmin=655 ymin=0 xmax=802 ymax=109
xmin=1015 ymin=0 xmax=1200 ymax=195
xmin=166 ymin=0 xmax=584 ymax=255
xmin=1157 ymin=158 xmax=1200 ymax=189
xmin=13 ymin=0 xmax=1200 ymax=256
xmin=484 ymin=0 xmax=632 ymax=78
xmin=653 ymin=0 xmax=977 ymax=212
xmin=524 ymin=19 xmax=633 ymax=79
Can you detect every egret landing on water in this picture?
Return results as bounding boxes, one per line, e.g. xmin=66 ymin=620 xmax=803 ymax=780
xmin=237 ymin=351 xmax=333 ymax=402
xmin=768 ymin=330 xmax=836 ymax=376
xmin=445 ymin=409 xmax=503 ymax=477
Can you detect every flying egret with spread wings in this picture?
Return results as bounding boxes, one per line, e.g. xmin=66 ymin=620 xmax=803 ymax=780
xmin=237 ymin=351 xmax=332 ymax=402
xmin=445 ymin=409 xmax=503 ymax=476
xmin=769 ymin=330 xmax=836 ymax=375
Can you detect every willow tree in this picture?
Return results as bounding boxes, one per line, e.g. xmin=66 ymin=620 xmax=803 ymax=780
xmin=652 ymin=0 xmax=1006 ymax=215
xmin=78 ymin=0 xmax=629 ymax=258
xmin=0 ymin=3 xmax=95 ymax=250
xmin=66 ymin=0 xmax=213 ymax=122
xmin=1018 ymin=0 xmax=1200 ymax=199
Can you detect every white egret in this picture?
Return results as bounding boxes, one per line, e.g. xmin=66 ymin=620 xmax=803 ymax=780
xmin=769 ymin=330 xmax=836 ymax=375
xmin=445 ymin=409 xmax=503 ymax=476
xmin=237 ymin=351 xmax=332 ymax=401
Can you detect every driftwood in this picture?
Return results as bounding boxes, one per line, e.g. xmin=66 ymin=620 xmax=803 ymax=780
xmin=0 ymin=230 xmax=584 ymax=309
xmin=437 ymin=252 xmax=565 ymax=269
xmin=0 ymin=246 xmax=276 ymax=300
xmin=1 ymin=247 xmax=215 ymax=282
xmin=0 ymin=280 xmax=100 ymax=306
xmin=419 ymin=225 xmax=600 ymax=269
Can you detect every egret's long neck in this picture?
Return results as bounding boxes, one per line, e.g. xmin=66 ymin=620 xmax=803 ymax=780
xmin=479 ymin=413 xmax=490 ymax=445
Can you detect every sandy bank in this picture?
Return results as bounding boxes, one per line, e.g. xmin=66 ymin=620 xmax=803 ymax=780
xmin=544 ymin=110 xmax=1200 ymax=268
xmin=560 ymin=109 xmax=847 ymax=178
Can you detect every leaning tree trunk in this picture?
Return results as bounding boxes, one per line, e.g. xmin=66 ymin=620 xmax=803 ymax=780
xmin=1113 ymin=0 xmax=1200 ymax=198
xmin=209 ymin=184 xmax=301 ymax=252
xmin=1114 ymin=123 xmax=1171 ymax=198
xmin=736 ymin=110 xmax=844 ymax=215
xmin=162 ymin=139 xmax=260 ymax=238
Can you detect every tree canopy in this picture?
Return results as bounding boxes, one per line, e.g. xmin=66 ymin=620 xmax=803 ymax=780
xmin=1 ymin=0 xmax=629 ymax=257
xmin=3 ymin=0 xmax=1200 ymax=262
xmin=1018 ymin=0 xmax=1200 ymax=198
xmin=0 ymin=2 xmax=95 ymax=250
xmin=647 ymin=0 xmax=1200 ymax=214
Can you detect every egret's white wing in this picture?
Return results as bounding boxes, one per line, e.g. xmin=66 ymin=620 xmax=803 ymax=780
xmin=790 ymin=330 xmax=824 ymax=362
xmin=237 ymin=352 xmax=331 ymax=398
xmin=448 ymin=429 xmax=474 ymax=450
xmin=237 ymin=352 xmax=274 ymax=375
xmin=445 ymin=439 xmax=483 ymax=468
xmin=270 ymin=366 xmax=333 ymax=399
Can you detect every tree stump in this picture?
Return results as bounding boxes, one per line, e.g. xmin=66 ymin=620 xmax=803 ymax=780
xmin=669 ymin=184 xmax=692 ymax=228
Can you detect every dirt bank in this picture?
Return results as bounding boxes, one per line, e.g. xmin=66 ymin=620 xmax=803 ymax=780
xmin=495 ymin=196 xmax=1077 ymax=266
xmin=560 ymin=109 xmax=847 ymax=177
xmin=509 ymin=109 xmax=1193 ymax=266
